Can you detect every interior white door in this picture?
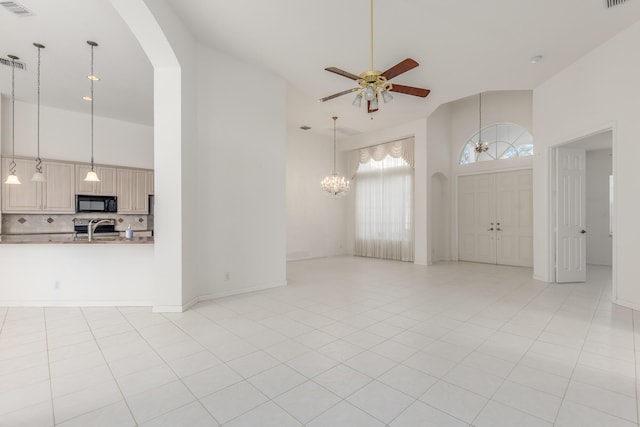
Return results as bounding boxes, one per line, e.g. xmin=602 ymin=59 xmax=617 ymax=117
xmin=458 ymin=173 xmax=496 ymax=264
xmin=496 ymin=170 xmax=533 ymax=267
xmin=458 ymin=170 xmax=533 ymax=267
xmin=556 ymin=148 xmax=587 ymax=282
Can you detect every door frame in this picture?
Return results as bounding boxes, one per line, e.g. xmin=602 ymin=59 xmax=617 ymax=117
xmin=548 ymin=125 xmax=617 ymax=296
xmin=455 ymin=167 xmax=533 ymax=263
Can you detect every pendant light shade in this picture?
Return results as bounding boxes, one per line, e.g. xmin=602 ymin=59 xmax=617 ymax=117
xmin=5 ymin=54 xmax=21 ymax=185
xmin=84 ymin=170 xmax=100 ymax=182
xmin=84 ymin=41 xmax=100 ymax=182
xmin=32 ymin=43 xmax=46 ymax=182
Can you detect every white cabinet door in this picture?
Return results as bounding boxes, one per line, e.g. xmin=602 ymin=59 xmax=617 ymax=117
xmin=556 ymin=148 xmax=587 ymax=283
xmin=75 ymin=164 xmax=95 ymax=195
xmin=458 ymin=170 xmax=533 ymax=267
xmin=2 ymin=157 xmax=41 ymax=213
xmin=42 ymin=161 xmax=75 ymax=213
xmin=96 ymin=166 xmax=117 ymax=196
xmin=117 ymin=168 xmax=150 ymax=213
xmin=76 ymin=165 xmax=117 ymax=196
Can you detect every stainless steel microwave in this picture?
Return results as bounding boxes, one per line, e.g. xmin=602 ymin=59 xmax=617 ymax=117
xmin=75 ymin=195 xmax=117 ymax=213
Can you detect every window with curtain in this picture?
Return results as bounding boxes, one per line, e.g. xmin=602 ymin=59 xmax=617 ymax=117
xmin=351 ymin=138 xmax=414 ymax=262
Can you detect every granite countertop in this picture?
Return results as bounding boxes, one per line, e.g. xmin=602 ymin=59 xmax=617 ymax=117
xmin=0 ymin=233 xmax=154 ymax=244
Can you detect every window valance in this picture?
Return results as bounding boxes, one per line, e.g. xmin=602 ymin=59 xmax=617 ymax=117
xmin=349 ymin=137 xmax=414 ymax=179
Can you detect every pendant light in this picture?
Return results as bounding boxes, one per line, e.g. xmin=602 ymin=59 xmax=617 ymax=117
xmin=474 ymin=92 xmax=489 ymax=154
xmin=320 ymin=116 xmax=350 ymax=196
xmin=84 ymin=40 xmax=100 ymax=182
xmin=31 ymin=43 xmax=46 ymax=182
xmin=5 ymin=54 xmax=21 ymax=185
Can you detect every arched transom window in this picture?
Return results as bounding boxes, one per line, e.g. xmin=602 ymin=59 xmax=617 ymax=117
xmin=459 ymin=123 xmax=533 ymax=165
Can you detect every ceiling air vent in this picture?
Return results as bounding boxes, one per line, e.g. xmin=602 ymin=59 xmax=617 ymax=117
xmin=0 ymin=1 xmax=33 ymax=17
xmin=607 ymin=0 xmax=628 ymax=7
xmin=0 ymin=57 xmax=26 ymax=70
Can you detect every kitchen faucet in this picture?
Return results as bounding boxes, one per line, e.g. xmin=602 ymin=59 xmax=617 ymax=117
xmin=88 ymin=218 xmax=112 ymax=242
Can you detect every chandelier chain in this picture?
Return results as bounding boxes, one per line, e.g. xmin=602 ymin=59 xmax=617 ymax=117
xmin=90 ymin=43 xmax=95 ymax=171
xmin=10 ymin=55 xmax=17 ymax=175
xmin=36 ymin=45 xmax=42 ymax=173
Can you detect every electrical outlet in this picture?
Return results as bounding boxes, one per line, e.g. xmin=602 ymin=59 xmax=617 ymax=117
xmin=225 ymin=272 xmax=230 ymax=281
xmin=54 ymin=281 xmax=60 ymax=290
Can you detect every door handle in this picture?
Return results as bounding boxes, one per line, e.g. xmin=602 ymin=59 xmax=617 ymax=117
xmin=580 ymin=229 xmax=587 ymax=234
xmin=496 ymin=228 xmax=502 ymax=231
xmin=488 ymin=228 xmax=494 ymax=231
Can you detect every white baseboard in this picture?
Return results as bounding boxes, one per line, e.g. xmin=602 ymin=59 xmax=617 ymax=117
xmin=197 ymin=281 xmax=287 ymax=303
xmin=152 ymin=305 xmax=185 ymax=313
xmin=0 ymin=300 xmax=152 ymax=308
xmin=532 ymin=274 xmax=550 ymax=283
xmin=614 ymin=298 xmax=640 ymax=311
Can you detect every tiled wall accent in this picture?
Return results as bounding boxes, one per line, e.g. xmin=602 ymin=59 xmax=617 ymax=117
xmin=2 ymin=213 xmax=150 ymax=234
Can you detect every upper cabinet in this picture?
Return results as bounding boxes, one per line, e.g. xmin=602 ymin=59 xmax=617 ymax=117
xmin=2 ymin=157 xmax=74 ymax=213
xmin=75 ymin=164 xmax=117 ymax=196
xmin=2 ymin=156 xmax=153 ymax=214
xmin=117 ymin=168 xmax=151 ymax=213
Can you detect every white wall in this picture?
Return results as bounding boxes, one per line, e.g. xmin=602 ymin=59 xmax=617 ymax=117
xmin=342 ymin=118 xmax=428 ymax=265
xmin=1 ymin=97 xmax=153 ymax=169
xmin=286 ymin=123 xmax=348 ymax=261
xmin=195 ymin=44 xmax=286 ymax=300
xmin=533 ymin=20 xmax=640 ymax=309
xmin=586 ymin=149 xmax=612 ymax=266
xmin=426 ymin=104 xmax=452 ymax=262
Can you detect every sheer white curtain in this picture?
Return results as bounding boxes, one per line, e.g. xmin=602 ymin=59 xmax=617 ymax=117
xmin=352 ymin=139 xmax=414 ymax=262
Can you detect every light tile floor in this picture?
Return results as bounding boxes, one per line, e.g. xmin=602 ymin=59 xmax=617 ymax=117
xmin=0 ymin=257 xmax=636 ymax=426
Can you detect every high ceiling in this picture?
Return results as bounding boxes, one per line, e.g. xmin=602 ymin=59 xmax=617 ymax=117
xmin=1 ymin=0 xmax=640 ymax=136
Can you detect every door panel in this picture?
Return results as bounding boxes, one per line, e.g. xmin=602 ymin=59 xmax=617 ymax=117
xmin=556 ymin=148 xmax=586 ymax=282
xmin=496 ymin=170 xmax=533 ymax=267
xmin=458 ymin=173 xmax=496 ymax=264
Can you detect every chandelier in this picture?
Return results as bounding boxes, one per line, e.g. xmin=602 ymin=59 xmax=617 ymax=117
xmin=474 ymin=92 xmax=489 ymax=154
xmin=321 ymin=116 xmax=350 ymax=196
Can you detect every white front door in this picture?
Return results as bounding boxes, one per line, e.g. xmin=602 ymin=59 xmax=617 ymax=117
xmin=496 ymin=170 xmax=534 ymax=267
xmin=556 ymin=148 xmax=587 ymax=283
xmin=458 ymin=170 xmax=533 ymax=267
xmin=458 ymin=173 xmax=496 ymax=264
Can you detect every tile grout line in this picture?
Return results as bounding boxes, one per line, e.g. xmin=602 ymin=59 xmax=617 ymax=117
xmin=159 ymin=310 xmax=305 ymax=426
xmin=66 ymin=307 xmax=140 ymax=427
xmin=632 ymin=310 xmax=639 ymax=427
xmin=43 ymin=308 xmax=57 ymax=426
xmin=464 ymin=279 xmax=572 ymax=426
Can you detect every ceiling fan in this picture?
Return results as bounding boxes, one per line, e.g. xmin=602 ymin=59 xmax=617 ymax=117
xmin=318 ymin=0 xmax=430 ymax=113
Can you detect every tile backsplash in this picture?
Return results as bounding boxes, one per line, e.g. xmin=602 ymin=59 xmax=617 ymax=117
xmin=2 ymin=213 xmax=150 ymax=234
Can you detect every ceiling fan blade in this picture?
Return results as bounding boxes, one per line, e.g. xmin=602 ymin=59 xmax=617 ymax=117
xmin=325 ymin=67 xmax=361 ymax=81
xmin=318 ymin=88 xmax=358 ymax=103
xmin=367 ymin=100 xmax=378 ymax=113
xmin=390 ymin=84 xmax=431 ymax=98
xmin=382 ymin=58 xmax=419 ymax=80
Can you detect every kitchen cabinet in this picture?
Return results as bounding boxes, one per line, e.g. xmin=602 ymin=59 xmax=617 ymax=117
xmin=75 ymin=165 xmax=117 ymax=196
xmin=117 ymin=168 xmax=150 ymax=213
xmin=2 ymin=157 xmax=75 ymax=213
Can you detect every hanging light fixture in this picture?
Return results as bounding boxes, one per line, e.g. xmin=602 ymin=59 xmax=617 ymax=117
xmin=321 ymin=116 xmax=350 ymax=196
xmin=84 ymin=40 xmax=100 ymax=182
xmin=5 ymin=54 xmax=21 ymax=185
xmin=31 ymin=43 xmax=46 ymax=182
xmin=474 ymin=92 xmax=489 ymax=154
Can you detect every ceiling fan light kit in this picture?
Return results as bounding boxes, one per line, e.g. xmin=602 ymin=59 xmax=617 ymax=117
xmin=319 ymin=0 xmax=430 ymax=113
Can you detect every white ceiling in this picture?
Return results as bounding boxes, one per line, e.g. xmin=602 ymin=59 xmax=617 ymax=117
xmin=1 ymin=0 xmax=640 ymax=136
xmin=0 ymin=0 xmax=153 ymax=125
